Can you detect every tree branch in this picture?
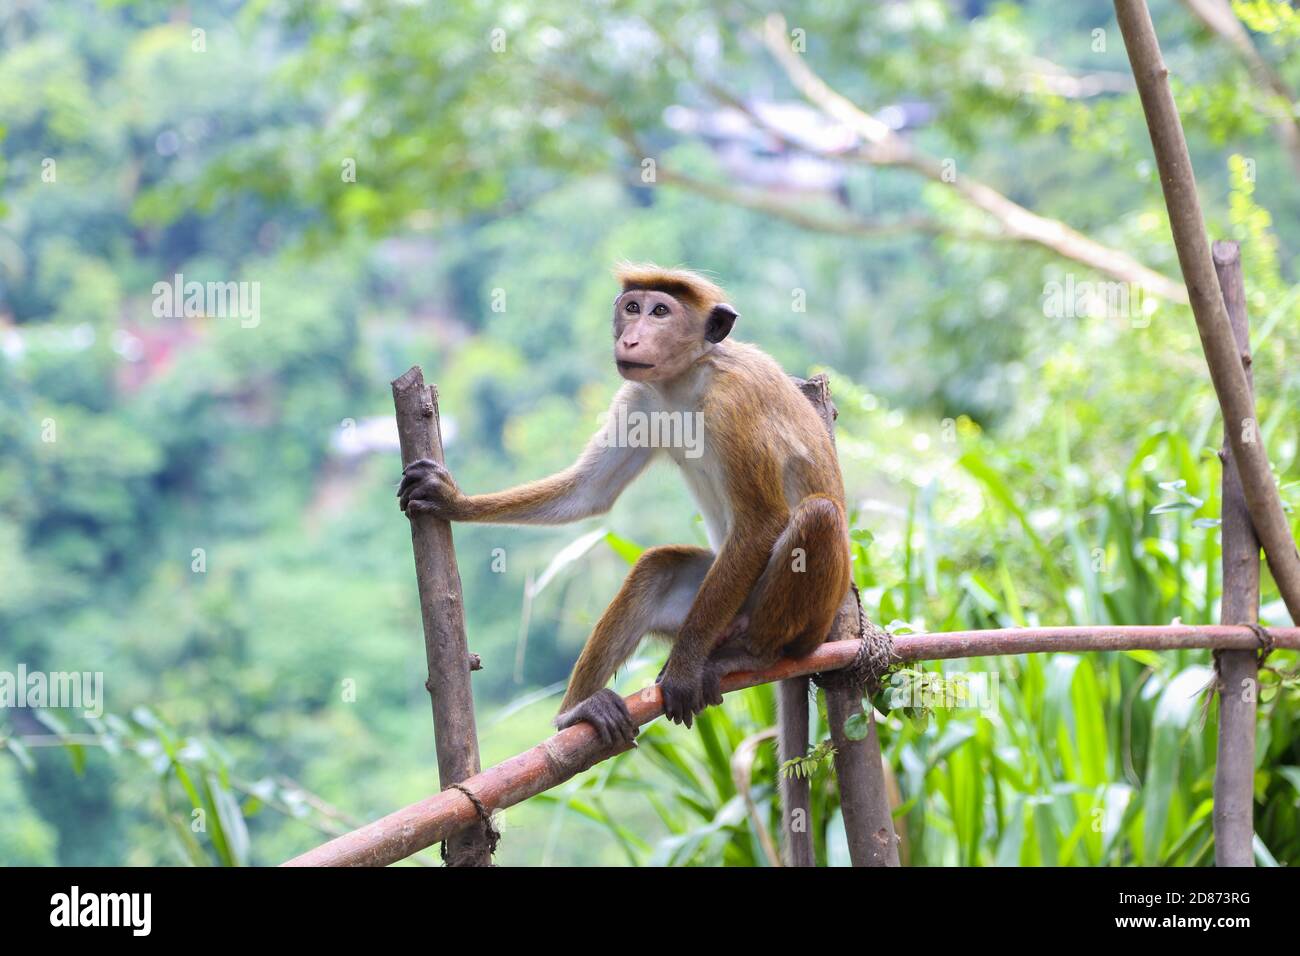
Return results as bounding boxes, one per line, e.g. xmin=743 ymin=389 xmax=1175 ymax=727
xmin=1178 ymin=0 xmax=1300 ymax=175
xmin=758 ymin=14 xmax=1189 ymax=304
xmin=656 ymin=167 xmax=977 ymax=240
xmin=543 ymin=69 xmax=978 ymax=243
xmin=1015 ymin=56 xmax=1136 ymax=98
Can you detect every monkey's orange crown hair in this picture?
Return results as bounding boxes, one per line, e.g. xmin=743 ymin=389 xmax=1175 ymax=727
xmin=614 ymin=262 xmax=728 ymax=312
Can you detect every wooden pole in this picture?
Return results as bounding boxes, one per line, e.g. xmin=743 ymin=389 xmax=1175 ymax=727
xmin=1114 ymin=0 xmax=1300 ymax=624
xmin=391 ymin=366 xmax=492 ymax=866
xmin=1212 ymin=241 xmax=1259 ymax=867
xmin=776 ymin=678 xmax=815 ymax=866
xmin=285 ymin=624 xmax=1300 ymax=866
xmin=795 ymin=375 xmax=899 ymax=867
xmin=824 ymin=663 xmax=897 ymax=866
xmin=889 ymin=624 xmax=1297 ymax=659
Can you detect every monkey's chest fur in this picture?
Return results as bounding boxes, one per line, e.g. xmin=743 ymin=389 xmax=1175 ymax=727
xmin=650 ymin=397 xmax=814 ymax=555
xmin=635 ymin=345 xmax=839 ymax=557
xmin=667 ymin=440 xmax=732 ymax=552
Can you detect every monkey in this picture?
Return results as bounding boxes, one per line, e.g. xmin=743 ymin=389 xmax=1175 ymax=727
xmin=397 ymin=263 xmax=852 ymax=746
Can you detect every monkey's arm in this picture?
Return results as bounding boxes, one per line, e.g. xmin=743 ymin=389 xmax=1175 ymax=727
xmin=473 ymin=435 xmax=656 ymax=523
xmin=398 ymin=387 xmax=655 ymax=524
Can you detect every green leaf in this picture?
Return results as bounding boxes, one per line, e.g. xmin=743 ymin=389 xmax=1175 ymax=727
xmin=530 ymin=528 xmax=608 ymax=596
xmin=603 ymin=531 xmax=645 ymax=566
xmin=844 ymin=712 xmax=871 ymax=741
xmin=1277 ymin=766 xmax=1300 ymax=797
xmin=1143 ymin=666 xmax=1213 ymax=862
xmin=1121 ymin=649 xmax=1164 ymax=669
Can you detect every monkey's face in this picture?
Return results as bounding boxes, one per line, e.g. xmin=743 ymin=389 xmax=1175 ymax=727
xmin=613 ymin=290 xmax=736 ymax=383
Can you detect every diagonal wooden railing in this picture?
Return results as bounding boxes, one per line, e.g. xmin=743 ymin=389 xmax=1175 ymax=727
xmin=283 ymin=625 xmax=1300 ymax=866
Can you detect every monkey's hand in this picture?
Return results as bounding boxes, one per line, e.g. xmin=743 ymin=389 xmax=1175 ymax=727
xmin=555 ymin=688 xmax=637 ymax=748
xmin=398 ymin=458 xmax=468 ymax=519
xmin=656 ymin=656 xmax=722 ymax=729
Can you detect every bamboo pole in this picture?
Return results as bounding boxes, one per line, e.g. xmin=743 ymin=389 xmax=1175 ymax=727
xmin=1212 ymin=240 xmax=1259 ymax=867
xmin=285 ymin=623 xmax=1300 ymax=866
xmin=775 ymin=678 xmax=815 ymax=866
xmin=823 ymin=601 xmax=900 ymax=867
xmin=796 ymin=375 xmax=899 ymax=867
xmin=825 ymin=690 xmax=895 ymax=866
xmin=822 ymin=599 xmax=899 ymax=867
xmin=1114 ymin=0 xmax=1300 ymax=624
xmin=391 ymin=366 xmax=492 ymax=866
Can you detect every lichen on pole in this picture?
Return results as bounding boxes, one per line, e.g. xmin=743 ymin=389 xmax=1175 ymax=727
xmin=391 ymin=365 xmax=492 ymax=866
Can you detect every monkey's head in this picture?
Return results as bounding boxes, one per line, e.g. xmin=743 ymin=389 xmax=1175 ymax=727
xmin=611 ymin=263 xmax=739 ymax=383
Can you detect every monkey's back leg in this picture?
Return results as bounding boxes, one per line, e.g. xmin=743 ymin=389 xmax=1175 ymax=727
xmin=730 ymin=493 xmax=851 ymax=665
xmin=555 ymin=545 xmax=712 ymax=741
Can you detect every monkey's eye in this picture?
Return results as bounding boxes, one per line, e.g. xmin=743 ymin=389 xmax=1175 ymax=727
xmin=625 ymin=302 xmax=639 ymax=313
xmin=652 ymin=304 xmax=669 ymax=316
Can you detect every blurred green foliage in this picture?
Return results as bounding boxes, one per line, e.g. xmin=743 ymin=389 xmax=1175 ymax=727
xmin=1 ymin=0 xmax=1297 ymax=865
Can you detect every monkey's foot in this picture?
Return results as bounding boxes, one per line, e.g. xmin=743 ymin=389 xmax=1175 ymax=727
xmin=656 ymin=663 xmax=722 ymax=729
xmin=555 ymin=689 xmax=637 ymax=747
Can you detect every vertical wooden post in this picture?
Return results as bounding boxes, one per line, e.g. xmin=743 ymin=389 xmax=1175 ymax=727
xmin=824 ymin=655 xmax=898 ymax=867
xmin=392 ymin=366 xmax=493 ymax=866
xmin=797 ymin=375 xmax=900 ymax=867
xmin=1212 ymin=241 xmax=1259 ymax=867
xmin=776 ymin=678 xmax=815 ymax=866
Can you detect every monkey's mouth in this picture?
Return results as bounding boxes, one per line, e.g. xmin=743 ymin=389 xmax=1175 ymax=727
xmin=617 ymin=360 xmax=655 ymax=372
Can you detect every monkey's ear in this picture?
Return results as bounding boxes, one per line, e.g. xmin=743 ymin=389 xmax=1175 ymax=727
xmin=705 ymin=303 xmax=738 ymax=343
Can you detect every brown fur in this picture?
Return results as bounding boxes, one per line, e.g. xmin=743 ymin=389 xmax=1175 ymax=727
xmin=400 ymin=263 xmax=853 ymax=732
xmin=614 ymin=261 xmax=727 ymax=313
